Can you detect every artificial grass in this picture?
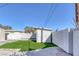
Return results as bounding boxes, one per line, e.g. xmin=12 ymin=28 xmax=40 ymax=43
xmin=0 ymin=40 xmax=56 ymax=51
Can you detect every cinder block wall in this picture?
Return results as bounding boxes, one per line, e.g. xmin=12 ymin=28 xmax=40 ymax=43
xmin=0 ymin=28 xmax=5 ymax=41
xmin=52 ymin=29 xmax=73 ymax=54
xmin=73 ymin=30 xmax=79 ymax=56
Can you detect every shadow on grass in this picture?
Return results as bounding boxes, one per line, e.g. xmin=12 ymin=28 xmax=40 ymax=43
xmin=28 ymin=48 xmax=36 ymax=51
xmin=27 ymin=43 xmax=57 ymax=51
xmin=31 ymin=40 xmax=36 ymax=42
xmin=43 ymin=43 xmax=57 ymax=49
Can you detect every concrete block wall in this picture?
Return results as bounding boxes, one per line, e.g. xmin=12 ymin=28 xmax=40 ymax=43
xmin=0 ymin=28 xmax=5 ymax=41
xmin=52 ymin=29 xmax=73 ymax=54
xmin=7 ymin=32 xmax=36 ymax=40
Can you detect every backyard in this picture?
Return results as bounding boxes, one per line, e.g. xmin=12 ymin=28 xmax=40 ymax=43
xmin=0 ymin=40 xmax=56 ymax=51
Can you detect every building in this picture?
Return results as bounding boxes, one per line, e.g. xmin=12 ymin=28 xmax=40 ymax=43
xmin=35 ymin=27 xmax=53 ymax=43
xmin=75 ymin=3 xmax=79 ymax=28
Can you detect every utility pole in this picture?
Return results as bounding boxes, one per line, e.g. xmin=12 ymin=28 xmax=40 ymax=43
xmin=75 ymin=3 xmax=79 ymax=29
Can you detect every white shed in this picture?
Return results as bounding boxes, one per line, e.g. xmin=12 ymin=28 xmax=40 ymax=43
xmin=36 ymin=28 xmax=52 ymax=43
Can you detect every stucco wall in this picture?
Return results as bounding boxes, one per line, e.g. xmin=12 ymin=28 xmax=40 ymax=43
xmin=73 ymin=30 xmax=79 ymax=56
xmin=0 ymin=28 xmax=5 ymax=41
xmin=52 ymin=29 xmax=73 ymax=54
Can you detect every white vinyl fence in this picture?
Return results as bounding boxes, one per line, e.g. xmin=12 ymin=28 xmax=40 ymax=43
xmin=73 ymin=30 xmax=79 ymax=56
xmin=52 ymin=29 xmax=73 ymax=54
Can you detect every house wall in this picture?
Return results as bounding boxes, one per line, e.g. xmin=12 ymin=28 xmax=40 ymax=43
xmin=52 ymin=29 xmax=73 ymax=54
xmin=0 ymin=28 xmax=5 ymax=41
xmin=76 ymin=4 xmax=79 ymax=27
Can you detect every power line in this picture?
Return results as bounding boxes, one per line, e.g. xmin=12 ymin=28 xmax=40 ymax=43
xmin=43 ymin=4 xmax=57 ymax=27
xmin=44 ymin=4 xmax=57 ymax=27
xmin=43 ymin=3 xmax=53 ymax=26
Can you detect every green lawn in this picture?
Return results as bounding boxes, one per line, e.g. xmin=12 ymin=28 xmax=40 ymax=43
xmin=0 ymin=40 xmax=56 ymax=51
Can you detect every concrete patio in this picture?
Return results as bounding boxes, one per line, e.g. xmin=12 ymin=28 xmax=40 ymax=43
xmin=0 ymin=47 xmax=71 ymax=56
xmin=25 ymin=47 xmax=71 ymax=56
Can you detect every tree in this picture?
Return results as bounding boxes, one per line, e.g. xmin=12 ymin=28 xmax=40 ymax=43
xmin=24 ymin=26 xmax=36 ymax=33
xmin=0 ymin=24 xmax=12 ymax=30
xmin=3 ymin=25 xmax=12 ymax=30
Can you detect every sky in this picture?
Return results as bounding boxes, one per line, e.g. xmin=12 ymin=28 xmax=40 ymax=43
xmin=0 ymin=3 xmax=75 ymax=31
